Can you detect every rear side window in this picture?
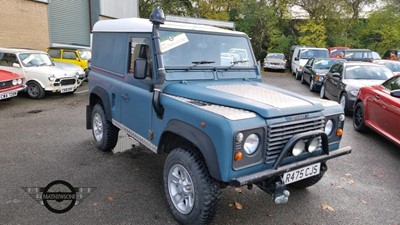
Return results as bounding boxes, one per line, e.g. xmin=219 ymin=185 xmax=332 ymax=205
xmin=48 ymin=49 xmax=61 ymax=58
xmin=62 ymin=51 xmax=77 ymax=60
xmin=0 ymin=53 xmax=18 ymax=67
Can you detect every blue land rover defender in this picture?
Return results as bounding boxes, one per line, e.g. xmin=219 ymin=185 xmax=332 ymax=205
xmin=86 ymin=8 xmax=352 ymax=225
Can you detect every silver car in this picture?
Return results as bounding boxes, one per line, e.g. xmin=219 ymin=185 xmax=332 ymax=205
xmin=263 ymin=53 xmax=286 ymax=72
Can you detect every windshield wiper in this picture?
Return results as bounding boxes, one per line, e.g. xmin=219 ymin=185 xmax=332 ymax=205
xmin=191 ymin=61 xmax=215 ymax=66
xmin=228 ymin=60 xmax=249 ymax=68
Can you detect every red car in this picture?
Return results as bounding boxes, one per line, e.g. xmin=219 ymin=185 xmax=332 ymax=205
xmin=353 ymin=75 xmax=400 ymax=146
xmin=328 ymin=46 xmax=350 ymax=58
xmin=0 ymin=69 xmax=25 ymax=100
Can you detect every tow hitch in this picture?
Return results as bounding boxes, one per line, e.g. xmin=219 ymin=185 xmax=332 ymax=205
xmin=256 ymin=179 xmax=290 ymax=204
xmin=273 ymin=181 xmax=290 ymax=204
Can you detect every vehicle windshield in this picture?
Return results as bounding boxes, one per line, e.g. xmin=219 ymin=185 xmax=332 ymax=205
xmin=376 ymin=61 xmax=400 ymax=72
xmin=160 ymin=30 xmax=255 ymax=69
xmin=344 ymin=51 xmax=372 ymax=59
xmin=266 ymin=53 xmax=284 ymax=60
xmin=300 ymin=49 xmax=328 ymax=59
xmin=18 ymin=53 xmax=53 ymax=67
xmin=345 ymin=65 xmax=392 ymax=80
xmin=314 ymin=59 xmax=341 ymax=70
xmin=78 ymin=50 xmax=91 ymax=60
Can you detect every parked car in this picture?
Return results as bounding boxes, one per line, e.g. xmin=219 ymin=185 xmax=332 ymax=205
xmin=47 ymin=46 xmax=91 ymax=77
xmin=328 ymin=46 xmax=349 ymax=58
xmin=373 ymin=59 xmax=400 ymax=75
xmin=343 ymin=49 xmax=373 ymax=62
xmin=0 ymin=48 xmax=80 ymax=99
xmin=54 ymin=62 xmax=86 ymax=80
xmin=301 ymin=58 xmax=346 ymax=92
xmin=291 ymin=47 xmax=329 ymax=80
xmin=0 ymin=69 xmax=25 ymax=100
xmin=263 ymin=53 xmax=286 ymax=72
xmin=382 ymin=49 xmax=400 ymax=60
xmin=353 ymin=75 xmax=400 ymax=147
xmin=320 ymin=61 xmax=393 ymax=114
xmin=372 ymin=51 xmax=381 ymax=60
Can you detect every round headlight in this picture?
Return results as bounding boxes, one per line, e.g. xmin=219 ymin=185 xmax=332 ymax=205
xmin=292 ymin=141 xmax=305 ymax=156
xmin=48 ymin=74 xmax=56 ymax=81
xmin=325 ymin=119 xmax=333 ymax=135
xmin=235 ymin=132 xmax=244 ymax=143
xmin=243 ymin=134 xmax=259 ymax=155
xmin=307 ymin=137 xmax=320 ymax=153
xmin=12 ymin=79 xmax=18 ymax=85
xmin=17 ymin=78 xmax=23 ymax=84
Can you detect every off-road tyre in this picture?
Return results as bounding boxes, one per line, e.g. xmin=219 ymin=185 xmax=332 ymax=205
xmin=91 ymin=104 xmax=119 ymax=151
xmin=164 ymin=148 xmax=221 ymax=225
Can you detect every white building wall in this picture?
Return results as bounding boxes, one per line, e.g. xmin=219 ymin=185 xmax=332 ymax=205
xmin=100 ymin=0 xmax=138 ymax=18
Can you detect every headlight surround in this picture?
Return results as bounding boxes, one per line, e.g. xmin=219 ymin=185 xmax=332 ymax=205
xmin=325 ymin=119 xmax=334 ymax=135
xmin=243 ymin=134 xmax=260 ymax=155
xmin=48 ymin=74 xmax=56 ymax=81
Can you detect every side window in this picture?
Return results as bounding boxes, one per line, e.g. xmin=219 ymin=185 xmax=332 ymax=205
xmin=0 ymin=53 xmax=18 ymax=67
xmin=338 ymin=65 xmax=344 ymax=75
xmin=329 ymin=64 xmax=339 ymax=73
xmin=63 ymin=51 xmax=77 ymax=60
xmin=383 ymin=76 xmax=400 ymax=90
xmin=48 ymin=49 xmax=61 ymax=58
xmin=128 ymin=37 xmax=151 ymax=77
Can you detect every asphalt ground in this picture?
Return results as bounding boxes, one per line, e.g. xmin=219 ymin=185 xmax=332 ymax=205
xmin=0 ymin=71 xmax=399 ymax=225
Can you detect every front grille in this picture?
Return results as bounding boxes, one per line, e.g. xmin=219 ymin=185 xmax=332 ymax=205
xmin=60 ymin=79 xmax=76 ymax=86
xmin=0 ymin=80 xmax=13 ymax=89
xmin=265 ymin=116 xmax=325 ymax=164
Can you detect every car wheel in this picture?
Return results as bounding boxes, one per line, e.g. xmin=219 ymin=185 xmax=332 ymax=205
xmin=309 ymin=79 xmax=316 ymax=92
xmin=26 ymin=81 xmax=45 ymax=99
xmin=289 ymin=169 xmax=325 ymax=189
xmin=320 ymin=84 xmax=327 ymax=99
xmin=339 ymin=93 xmax=350 ymax=115
xmin=91 ymin=104 xmax=119 ymax=151
xmin=164 ymin=148 xmax=221 ymax=225
xmin=353 ymin=101 xmax=367 ymax=132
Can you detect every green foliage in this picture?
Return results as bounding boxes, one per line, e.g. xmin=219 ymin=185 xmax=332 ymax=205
xmin=295 ymin=19 xmax=327 ymax=47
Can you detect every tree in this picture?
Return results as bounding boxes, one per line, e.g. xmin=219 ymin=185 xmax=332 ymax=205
xmin=295 ymin=19 xmax=327 ymax=47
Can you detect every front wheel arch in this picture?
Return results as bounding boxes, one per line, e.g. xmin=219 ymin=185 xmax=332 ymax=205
xmin=160 ymin=120 xmax=222 ymax=181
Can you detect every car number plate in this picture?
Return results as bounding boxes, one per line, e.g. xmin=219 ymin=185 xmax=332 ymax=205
xmin=0 ymin=91 xmax=18 ymax=100
xmin=61 ymin=87 xmax=74 ymax=93
xmin=282 ymin=163 xmax=320 ymax=185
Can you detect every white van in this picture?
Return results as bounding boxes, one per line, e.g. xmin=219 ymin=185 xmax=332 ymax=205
xmin=291 ymin=47 xmax=329 ymax=79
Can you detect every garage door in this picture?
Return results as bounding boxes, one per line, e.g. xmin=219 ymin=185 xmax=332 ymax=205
xmin=48 ymin=0 xmax=90 ymax=46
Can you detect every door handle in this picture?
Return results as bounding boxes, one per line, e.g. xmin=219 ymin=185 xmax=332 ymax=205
xmin=121 ymin=94 xmax=129 ymax=100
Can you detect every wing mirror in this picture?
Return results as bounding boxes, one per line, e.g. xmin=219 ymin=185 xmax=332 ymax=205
xmin=133 ymin=58 xmax=147 ymax=79
xmin=332 ymin=73 xmax=341 ymax=79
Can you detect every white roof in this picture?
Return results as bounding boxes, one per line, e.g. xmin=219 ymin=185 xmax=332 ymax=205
xmin=0 ymin=48 xmax=46 ymax=54
xmin=92 ymin=17 xmax=245 ymax=36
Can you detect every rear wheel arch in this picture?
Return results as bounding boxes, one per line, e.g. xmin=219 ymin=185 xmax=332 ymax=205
xmin=87 ymin=87 xmax=112 ymax=129
xmin=159 ymin=120 xmax=222 ymax=181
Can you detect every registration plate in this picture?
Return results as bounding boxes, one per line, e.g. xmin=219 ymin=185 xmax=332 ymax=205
xmin=282 ymin=163 xmax=320 ymax=185
xmin=0 ymin=91 xmax=18 ymax=100
xmin=61 ymin=87 xmax=74 ymax=93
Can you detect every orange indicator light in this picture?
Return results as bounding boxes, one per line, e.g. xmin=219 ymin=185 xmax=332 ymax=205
xmin=234 ymin=151 xmax=243 ymax=161
xmin=200 ymin=122 xmax=206 ymax=127
xmin=336 ymin=128 xmax=343 ymax=136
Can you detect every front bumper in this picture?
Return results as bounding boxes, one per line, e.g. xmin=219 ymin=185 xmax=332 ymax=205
xmin=264 ymin=64 xmax=286 ymax=70
xmin=231 ymin=146 xmax=351 ymax=186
